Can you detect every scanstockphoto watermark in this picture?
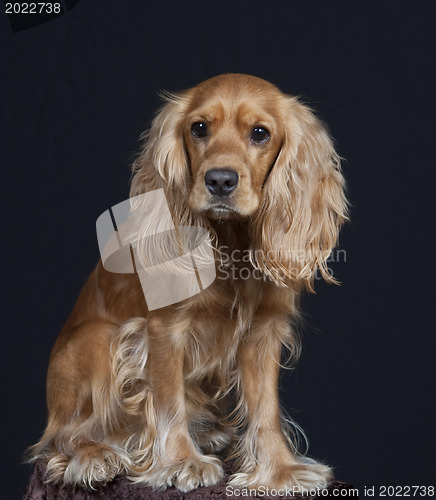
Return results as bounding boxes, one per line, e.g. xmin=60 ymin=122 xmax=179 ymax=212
xmin=217 ymin=246 xmax=347 ymax=282
xmin=96 ymin=189 xmax=348 ymax=311
xmin=226 ymin=484 xmax=434 ymax=497
xmin=226 ymin=485 xmax=358 ymax=497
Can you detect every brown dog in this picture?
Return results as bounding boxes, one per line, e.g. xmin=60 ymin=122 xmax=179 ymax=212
xmin=29 ymin=74 xmax=348 ymax=492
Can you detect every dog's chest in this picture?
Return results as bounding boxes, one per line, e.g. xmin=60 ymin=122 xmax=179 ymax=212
xmin=182 ymin=276 xmax=263 ymax=379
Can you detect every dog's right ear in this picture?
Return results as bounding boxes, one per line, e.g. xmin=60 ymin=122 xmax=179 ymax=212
xmin=130 ymin=91 xmax=191 ymax=199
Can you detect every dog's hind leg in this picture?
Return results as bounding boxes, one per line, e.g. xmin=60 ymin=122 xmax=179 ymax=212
xmin=28 ymin=321 xmax=131 ymax=488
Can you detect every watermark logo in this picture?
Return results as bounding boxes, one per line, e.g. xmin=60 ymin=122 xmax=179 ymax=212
xmin=96 ymin=189 xmax=348 ymax=309
xmin=96 ymin=189 xmax=216 ymax=311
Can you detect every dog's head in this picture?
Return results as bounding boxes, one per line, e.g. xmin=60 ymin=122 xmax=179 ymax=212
xmin=183 ymin=74 xmax=285 ymax=219
xmin=131 ymin=74 xmax=348 ymax=288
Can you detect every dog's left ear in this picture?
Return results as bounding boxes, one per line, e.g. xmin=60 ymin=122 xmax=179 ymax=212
xmin=251 ymin=97 xmax=348 ymax=290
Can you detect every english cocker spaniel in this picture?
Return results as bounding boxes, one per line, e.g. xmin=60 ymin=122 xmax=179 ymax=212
xmin=29 ymin=74 xmax=348 ymax=492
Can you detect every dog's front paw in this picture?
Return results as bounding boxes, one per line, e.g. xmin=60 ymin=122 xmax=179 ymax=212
xmin=144 ymin=455 xmax=224 ymax=492
xmin=229 ymin=458 xmax=333 ymax=491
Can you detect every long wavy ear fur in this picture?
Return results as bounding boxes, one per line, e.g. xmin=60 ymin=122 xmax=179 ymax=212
xmin=130 ymin=91 xmax=198 ymax=227
xmin=250 ymin=97 xmax=348 ymax=290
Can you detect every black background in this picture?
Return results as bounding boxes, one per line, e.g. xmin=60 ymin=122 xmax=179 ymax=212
xmin=2 ymin=1 xmax=436 ymax=498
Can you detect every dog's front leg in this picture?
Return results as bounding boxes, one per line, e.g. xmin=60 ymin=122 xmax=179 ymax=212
xmin=229 ymin=317 xmax=333 ymax=491
xmin=139 ymin=316 xmax=223 ymax=491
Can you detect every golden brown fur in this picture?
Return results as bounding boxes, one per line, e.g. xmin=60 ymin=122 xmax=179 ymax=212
xmin=29 ymin=74 xmax=348 ymax=492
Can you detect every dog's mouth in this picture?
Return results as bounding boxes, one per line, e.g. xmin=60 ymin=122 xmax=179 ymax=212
xmin=206 ymin=203 xmax=239 ymax=220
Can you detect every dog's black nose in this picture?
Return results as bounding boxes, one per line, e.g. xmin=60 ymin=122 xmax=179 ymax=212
xmin=204 ymin=168 xmax=239 ymax=197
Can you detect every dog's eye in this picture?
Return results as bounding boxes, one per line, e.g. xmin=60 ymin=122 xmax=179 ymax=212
xmin=251 ymin=127 xmax=270 ymax=144
xmin=191 ymin=122 xmax=208 ymax=139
